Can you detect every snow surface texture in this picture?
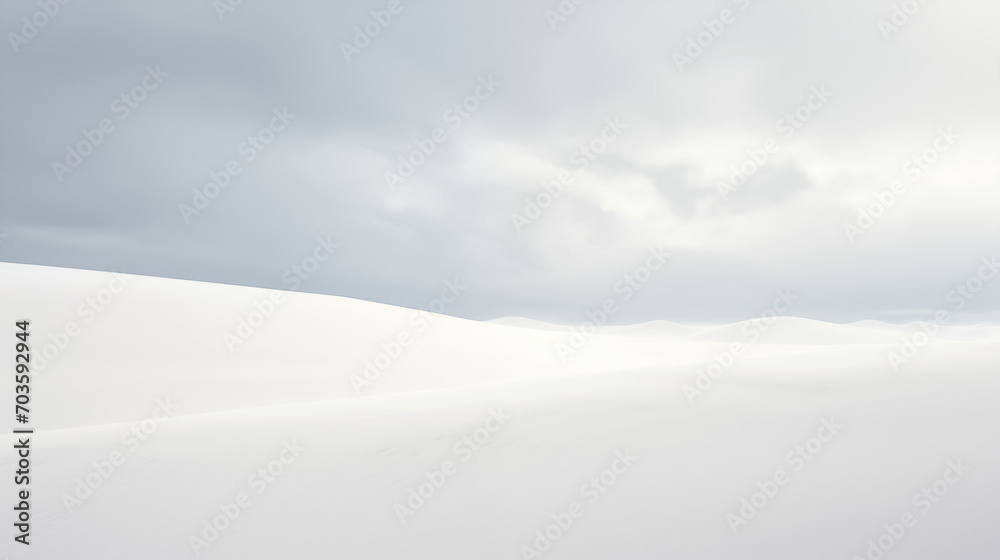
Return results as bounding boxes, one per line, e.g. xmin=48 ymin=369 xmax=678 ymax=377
xmin=1 ymin=262 xmax=997 ymax=559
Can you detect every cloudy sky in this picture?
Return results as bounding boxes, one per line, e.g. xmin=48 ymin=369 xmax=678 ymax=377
xmin=1 ymin=0 xmax=997 ymax=324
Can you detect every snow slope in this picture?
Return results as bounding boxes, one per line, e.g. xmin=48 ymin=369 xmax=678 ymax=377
xmin=0 ymin=262 xmax=997 ymax=559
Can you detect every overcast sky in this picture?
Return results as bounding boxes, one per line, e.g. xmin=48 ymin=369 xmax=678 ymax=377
xmin=1 ymin=0 xmax=998 ymax=324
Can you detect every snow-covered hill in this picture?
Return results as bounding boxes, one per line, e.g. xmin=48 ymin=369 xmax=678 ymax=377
xmin=1 ymin=262 xmax=997 ymax=559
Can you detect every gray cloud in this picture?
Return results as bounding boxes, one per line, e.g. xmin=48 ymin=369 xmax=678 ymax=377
xmin=1 ymin=0 xmax=998 ymax=324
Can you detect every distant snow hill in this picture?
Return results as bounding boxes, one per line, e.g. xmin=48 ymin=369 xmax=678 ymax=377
xmin=1 ymin=262 xmax=997 ymax=559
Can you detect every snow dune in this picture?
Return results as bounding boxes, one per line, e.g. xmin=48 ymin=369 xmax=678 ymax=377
xmin=0 ymin=262 xmax=997 ymax=559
